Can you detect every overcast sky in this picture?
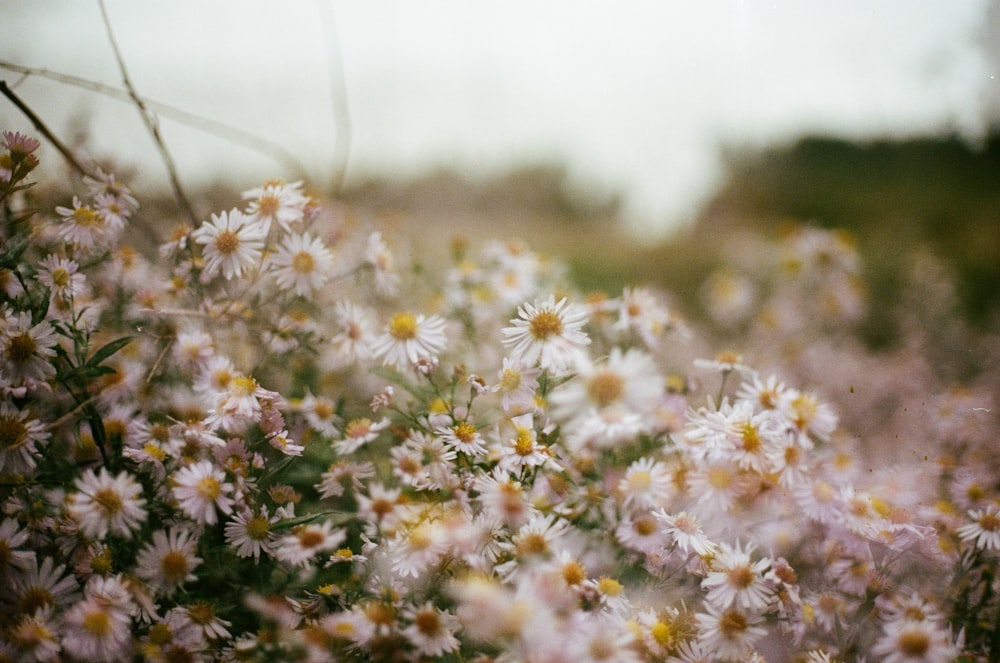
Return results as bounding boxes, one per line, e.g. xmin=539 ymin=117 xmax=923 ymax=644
xmin=2 ymin=1 xmax=995 ymax=236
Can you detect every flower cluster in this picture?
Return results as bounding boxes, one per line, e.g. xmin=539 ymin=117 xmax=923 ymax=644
xmin=0 ymin=131 xmax=998 ymax=662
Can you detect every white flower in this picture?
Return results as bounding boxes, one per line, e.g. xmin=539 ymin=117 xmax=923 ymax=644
xmin=192 ymin=208 xmax=266 ymax=280
xmin=171 ymin=460 xmax=235 ymax=525
xmin=242 ymin=179 xmax=308 ymax=232
xmin=370 ymin=311 xmax=448 ymax=371
xmin=224 ymin=506 xmax=279 ymax=562
xmin=269 ymin=231 xmax=334 ymax=296
xmin=694 ymin=604 xmax=767 ymax=661
xmin=135 ymin=527 xmax=203 ymax=597
xmin=333 ymin=416 xmax=390 ymax=455
xmin=68 ymin=467 xmax=148 ymax=540
xmin=0 ymin=400 xmax=49 ymax=475
xmin=618 ymin=457 xmax=674 ymax=510
xmin=54 ymin=196 xmax=120 ymax=250
xmin=401 ymin=603 xmax=461 ymax=657
xmin=701 ymin=542 xmax=775 ymax=612
xmin=36 ymin=253 xmax=87 ymax=302
xmin=502 ymin=295 xmax=590 ymax=372
xmin=274 ymin=520 xmax=346 ymax=567
xmin=653 ymin=510 xmax=717 ymax=557
xmin=1 ymin=312 xmax=58 ymax=386
xmin=957 ymin=506 xmax=1000 ymax=551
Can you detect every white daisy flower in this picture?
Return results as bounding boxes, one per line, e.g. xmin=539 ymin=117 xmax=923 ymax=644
xmin=333 ymin=416 xmax=390 ymax=455
xmin=694 ymin=603 xmax=767 ymax=661
xmin=269 ymin=231 xmax=334 ymax=296
xmin=36 ymin=253 xmax=87 ymax=302
xmin=401 ymin=603 xmax=461 ymax=657
xmin=1 ymin=312 xmax=58 ymax=386
xmin=135 ymin=527 xmax=203 ymax=597
xmin=242 ymin=179 xmax=308 ymax=232
xmin=0 ymin=400 xmax=49 ymax=475
xmin=274 ymin=520 xmax=347 ymax=568
xmin=502 ymin=295 xmax=590 ymax=372
xmin=68 ymin=467 xmax=148 ymax=540
xmin=957 ymin=506 xmax=1000 ymax=551
xmin=701 ymin=542 xmax=775 ymax=612
xmin=171 ymin=459 xmax=235 ymax=525
xmin=192 ymin=208 xmax=266 ymax=280
xmin=224 ymin=506 xmax=279 ymax=563
xmin=370 ymin=311 xmax=448 ymax=371
xmin=54 ymin=196 xmax=118 ymax=250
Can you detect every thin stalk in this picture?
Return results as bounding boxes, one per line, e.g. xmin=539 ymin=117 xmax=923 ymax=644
xmin=96 ymin=0 xmax=198 ymax=226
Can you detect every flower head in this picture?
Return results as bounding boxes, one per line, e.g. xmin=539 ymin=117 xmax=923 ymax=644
xmin=502 ymin=295 xmax=590 ymax=371
xmin=193 ymin=208 xmax=266 ymax=280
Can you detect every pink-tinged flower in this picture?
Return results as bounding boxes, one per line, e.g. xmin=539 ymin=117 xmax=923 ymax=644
xmin=61 ymin=576 xmax=135 ymax=662
xmin=135 ymin=527 xmax=203 ymax=597
xmin=3 ymin=131 xmax=41 ymax=155
xmin=502 ymin=295 xmax=591 ymax=372
xmin=653 ymin=510 xmax=717 ymax=557
xmin=171 ymin=460 xmax=235 ymax=525
xmin=370 ymin=311 xmax=447 ymax=371
xmin=225 ymin=506 xmax=279 ymax=563
xmin=192 ymin=208 xmax=266 ymax=280
xmin=68 ymin=467 xmax=147 ymax=540
xmin=5 ymin=555 xmax=80 ymax=616
xmin=269 ymin=231 xmax=334 ymax=296
xmin=365 ymin=231 xmax=400 ymax=295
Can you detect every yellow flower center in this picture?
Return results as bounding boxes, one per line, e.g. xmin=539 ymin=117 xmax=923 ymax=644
xmin=148 ymin=623 xmax=173 ymax=646
xmin=727 ymin=564 xmax=755 ymax=589
xmin=291 ymin=251 xmax=316 ymax=274
xmin=597 ymin=577 xmax=623 ymax=596
xmin=627 ymin=470 xmax=652 ymax=492
xmin=161 ymin=550 xmax=191 ymax=583
xmin=452 ymin=422 xmax=477 ymax=443
xmin=587 ymin=371 xmax=624 ymax=407
xmin=73 ymin=206 xmax=101 ymax=227
xmin=898 ymin=628 xmax=930 ymax=656
xmin=92 ymin=487 xmax=124 ymax=516
xmin=82 ymin=609 xmax=113 ymax=636
xmin=650 ymin=621 xmax=672 ymax=647
xmin=214 ymin=230 xmax=240 ymax=255
xmin=296 ymin=526 xmax=326 ymax=550
xmin=513 ymin=428 xmax=535 ymax=456
xmin=196 ymin=476 xmax=221 ymax=501
xmin=718 ymin=609 xmax=748 ymax=638
xmin=413 ymin=609 xmax=443 ymax=636
xmin=345 ymin=418 xmax=373 ymax=439
xmin=257 ymin=194 xmax=280 ymax=218
xmin=388 ymin=312 xmax=418 ymax=340
xmin=6 ymin=333 xmax=37 ymax=363
xmin=516 ymin=532 xmax=549 ymax=557
xmin=499 ymin=368 xmax=522 ymax=392
xmin=231 ymin=376 xmax=258 ymax=397
xmin=562 ymin=560 xmax=586 ymax=585
xmin=0 ymin=416 xmax=28 ymax=450
xmin=738 ymin=422 xmax=762 ymax=453
xmin=245 ymin=515 xmax=272 ymax=540
xmin=633 ymin=514 xmax=657 ymax=536
xmin=51 ymin=268 xmax=71 ymax=287
xmin=979 ymin=512 xmax=1000 ymax=532
xmin=18 ymin=587 xmax=54 ymax=615
xmin=528 ymin=310 xmax=563 ymax=340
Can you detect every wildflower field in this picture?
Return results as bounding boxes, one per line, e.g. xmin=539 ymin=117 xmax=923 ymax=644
xmin=1 ymin=119 xmax=999 ymax=663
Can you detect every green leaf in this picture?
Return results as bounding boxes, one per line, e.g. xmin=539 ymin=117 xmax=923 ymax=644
xmin=87 ymin=336 xmax=133 ymax=368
